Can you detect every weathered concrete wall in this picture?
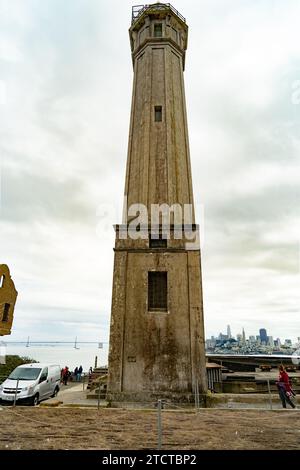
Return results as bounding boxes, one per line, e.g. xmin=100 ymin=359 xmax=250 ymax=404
xmin=107 ymin=228 xmax=207 ymax=398
xmin=0 ymin=265 xmax=18 ymax=336
xmin=206 ymin=393 xmax=299 ymax=409
xmin=107 ymin=5 xmax=207 ymax=402
xmin=124 ymin=10 xmax=194 ymax=222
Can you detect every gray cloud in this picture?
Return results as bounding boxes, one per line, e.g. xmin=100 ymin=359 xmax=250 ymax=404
xmin=1 ymin=168 xmax=92 ymax=223
xmin=1 ymin=0 xmax=300 ymax=346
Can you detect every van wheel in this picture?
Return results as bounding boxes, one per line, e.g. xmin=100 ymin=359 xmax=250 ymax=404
xmin=32 ymin=394 xmax=39 ymax=406
xmin=51 ymin=387 xmax=59 ymax=398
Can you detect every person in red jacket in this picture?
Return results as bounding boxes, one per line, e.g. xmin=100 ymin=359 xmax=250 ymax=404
xmin=276 ymin=365 xmax=295 ymax=409
xmin=62 ymin=366 xmax=69 ymax=386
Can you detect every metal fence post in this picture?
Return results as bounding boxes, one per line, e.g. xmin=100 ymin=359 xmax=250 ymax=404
xmin=194 ymin=380 xmax=199 ymax=409
xmin=13 ymin=379 xmax=19 ymax=407
xmin=267 ymin=379 xmax=273 ymax=410
xmin=157 ymin=399 xmax=162 ymax=450
xmin=97 ymin=383 xmax=101 ymax=410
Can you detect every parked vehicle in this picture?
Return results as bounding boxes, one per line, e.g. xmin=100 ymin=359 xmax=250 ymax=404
xmin=285 ymin=365 xmax=297 ymax=372
xmin=260 ymin=364 xmax=272 ymax=372
xmin=0 ymin=363 xmax=61 ymax=406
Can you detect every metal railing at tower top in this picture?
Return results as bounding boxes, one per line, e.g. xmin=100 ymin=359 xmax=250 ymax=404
xmin=132 ymin=3 xmax=186 ymax=25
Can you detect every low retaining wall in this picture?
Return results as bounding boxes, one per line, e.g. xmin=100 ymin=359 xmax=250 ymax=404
xmin=206 ymin=393 xmax=298 ymax=409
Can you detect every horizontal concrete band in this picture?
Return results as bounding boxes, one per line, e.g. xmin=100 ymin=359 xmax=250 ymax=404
xmin=132 ymin=38 xmax=186 ymax=69
xmin=114 ymin=248 xmax=201 ymax=253
xmin=114 ymin=224 xmax=200 ymax=231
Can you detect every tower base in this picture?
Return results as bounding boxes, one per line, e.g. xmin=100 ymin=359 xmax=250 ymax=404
xmin=106 ymin=390 xmax=207 ymax=408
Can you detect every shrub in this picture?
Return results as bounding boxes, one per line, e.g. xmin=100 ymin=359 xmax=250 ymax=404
xmin=0 ymin=355 xmax=37 ymax=382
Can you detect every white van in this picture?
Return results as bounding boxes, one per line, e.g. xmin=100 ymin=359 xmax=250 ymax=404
xmin=0 ymin=363 xmax=61 ymax=406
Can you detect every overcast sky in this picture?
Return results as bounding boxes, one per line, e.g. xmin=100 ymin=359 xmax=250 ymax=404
xmin=1 ymin=0 xmax=300 ymax=345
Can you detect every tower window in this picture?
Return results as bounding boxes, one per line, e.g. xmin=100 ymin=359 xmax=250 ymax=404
xmin=149 ymin=234 xmax=167 ymax=248
xmin=148 ymin=272 xmax=167 ymax=311
xmin=0 ymin=275 xmax=4 ymax=288
xmin=155 ymin=106 xmax=162 ymax=122
xmin=154 ymin=23 xmax=162 ymax=37
xmin=2 ymin=303 xmax=10 ymax=322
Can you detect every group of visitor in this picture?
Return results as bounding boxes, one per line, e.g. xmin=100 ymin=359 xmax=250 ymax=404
xmin=60 ymin=365 xmax=83 ymax=385
xmin=74 ymin=365 xmax=83 ymax=382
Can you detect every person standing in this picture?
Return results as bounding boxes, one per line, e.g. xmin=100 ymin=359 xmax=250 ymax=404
xmin=62 ymin=366 xmax=69 ymax=386
xmin=276 ymin=365 xmax=295 ymax=409
xmin=77 ymin=365 xmax=83 ymax=382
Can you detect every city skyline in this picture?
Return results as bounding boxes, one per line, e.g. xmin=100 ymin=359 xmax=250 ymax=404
xmin=206 ymin=323 xmax=300 ymax=356
xmin=210 ymin=325 xmax=300 ymax=345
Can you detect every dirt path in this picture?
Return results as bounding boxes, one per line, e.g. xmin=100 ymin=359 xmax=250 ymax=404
xmin=0 ymin=408 xmax=299 ymax=450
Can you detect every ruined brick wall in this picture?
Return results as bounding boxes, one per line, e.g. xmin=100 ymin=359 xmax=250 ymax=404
xmin=0 ymin=265 xmax=18 ymax=336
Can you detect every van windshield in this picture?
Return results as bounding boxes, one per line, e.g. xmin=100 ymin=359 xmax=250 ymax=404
xmin=8 ymin=367 xmax=42 ymax=381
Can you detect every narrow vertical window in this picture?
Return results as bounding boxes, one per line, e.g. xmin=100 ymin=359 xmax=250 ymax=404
xmin=2 ymin=303 xmax=10 ymax=322
xmin=155 ymin=106 xmax=162 ymax=122
xmin=0 ymin=275 xmax=4 ymax=288
xmin=154 ymin=23 xmax=162 ymax=37
xmin=148 ymin=272 xmax=168 ymax=311
xmin=172 ymin=27 xmax=178 ymax=42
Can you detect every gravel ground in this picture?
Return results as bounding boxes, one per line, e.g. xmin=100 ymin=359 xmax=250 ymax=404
xmin=0 ymin=407 xmax=299 ymax=450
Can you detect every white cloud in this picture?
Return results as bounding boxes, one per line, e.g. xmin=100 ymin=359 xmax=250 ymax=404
xmin=0 ymin=79 xmax=6 ymax=105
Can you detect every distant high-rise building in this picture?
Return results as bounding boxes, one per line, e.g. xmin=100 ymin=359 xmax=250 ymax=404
xmin=268 ymin=336 xmax=274 ymax=347
xmin=242 ymin=328 xmax=246 ymax=345
xmin=236 ymin=334 xmax=242 ymax=343
xmin=227 ymin=325 xmax=232 ymax=339
xmin=276 ymin=338 xmax=281 ymax=347
xmin=218 ymin=333 xmax=228 ymax=341
xmin=259 ymin=328 xmax=267 ymax=344
xmin=256 ymin=335 xmax=261 ymax=344
xmin=284 ymin=339 xmax=292 ymax=346
xmin=249 ymin=335 xmax=256 ymax=343
xmin=206 ymin=338 xmax=216 ymax=350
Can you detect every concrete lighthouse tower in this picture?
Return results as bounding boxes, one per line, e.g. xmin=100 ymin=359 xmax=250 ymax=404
xmin=107 ymin=3 xmax=207 ymax=403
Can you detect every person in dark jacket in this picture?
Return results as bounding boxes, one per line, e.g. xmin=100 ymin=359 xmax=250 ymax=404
xmin=77 ymin=365 xmax=83 ymax=382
